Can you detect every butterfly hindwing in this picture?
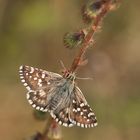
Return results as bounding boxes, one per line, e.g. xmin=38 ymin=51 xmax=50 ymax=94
xmin=70 ymin=86 xmax=98 ymax=128
xmin=51 ymin=108 xmax=74 ymax=127
xmin=26 ymin=90 xmax=50 ymax=111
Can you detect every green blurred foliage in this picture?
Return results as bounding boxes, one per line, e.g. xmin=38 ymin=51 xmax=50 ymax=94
xmin=0 ymin=0 xmax=140 ymax=140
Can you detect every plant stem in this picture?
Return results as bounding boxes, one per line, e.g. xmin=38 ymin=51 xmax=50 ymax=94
xmin=69 ymin=0 xmax=112 ymax=73
xmin=41 ymin=116 xmax=61 ymax=140
xmin=41 ymin=116 xmax=54 ymax=140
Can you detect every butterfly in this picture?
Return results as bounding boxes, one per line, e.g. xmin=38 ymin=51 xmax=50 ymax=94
xmin=19 ymin=65 xmax=97 ymax=128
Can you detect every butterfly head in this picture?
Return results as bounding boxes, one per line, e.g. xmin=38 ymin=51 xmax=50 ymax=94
xmin=62 ymin=70 xmax=76 ymax=81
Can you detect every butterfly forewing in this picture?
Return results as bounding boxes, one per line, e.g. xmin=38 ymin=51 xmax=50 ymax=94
xmin=19 ymin=65 xmax=62 ymax=90
xmin=70 ymin=87 xmax=97 ymax=128
xmin=19 ymin=65 xmax=62 ymax=111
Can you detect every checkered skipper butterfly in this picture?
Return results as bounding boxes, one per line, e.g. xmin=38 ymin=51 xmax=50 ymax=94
xmin=19 ymin=65 xmax=97 ymax=128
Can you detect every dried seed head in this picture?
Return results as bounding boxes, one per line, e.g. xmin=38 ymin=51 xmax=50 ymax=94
xmin=82 ymin=0 xmax=107 ymax=24
xmin=109 ymin=0 xmax=121 ymax=11
xmin=63 ymin=30 xmax=86 ymax=49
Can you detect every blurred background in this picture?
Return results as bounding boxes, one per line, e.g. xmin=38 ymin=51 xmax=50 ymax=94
xmin=0 ymin=0 xmax=140 ymax=140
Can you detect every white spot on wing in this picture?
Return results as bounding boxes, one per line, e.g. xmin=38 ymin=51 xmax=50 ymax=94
xmin=77 ymin=108 xmax=81 ymax=111
xmin=36 ymin=106 xmax=40 ymax=110
xmin=80 ymin=103 xmax=85 ymax=107
xmin=40 ymin=107 xmax=44 ymax=111
xmin=38 ymin=79 xmax=42 ymax=83
xmin=85 ymin=124 xmax=88 ymax=128
xmin=21 ymin=79 xmax=25 ymax=83
xmin=71 ymin=120 xmax=76 ymax=124
xmin=44 ymin=108 xmax=48 ymax=112
xmin=73 ymin=108 xmax=76 ymax=112
xmin=69 ymin=123 xmax=74 ymax=127
xmin=32 ymin=104 xmax=36 ymax=108
xmin=26 ymin=73 xmax=28 ymax=76
xmin=47 ymin=82 xmax=50 ymax=85
xmin=81 ymin=124 xmax=84 ymax=128
xmin=20 ymin=76 xmax=24 ymax=79
xmin=87 ymin=119 xmax=90 ymax=122
xmin=80 ymin=112 xmax=84 ymax=115
xmin=55 ymin=118 xmax=59 ymax=122
xmin=88 ymin=112 xmax=95 ymax=117
xmin=30 ymin=67 xmax=34 ymax=73
xmin=28 ymin=99 xmax=33 ymax=104
xmin=73 ymin=100 xmax=76 ymax=103
xmin=63 ymin=123 xmax=68 ymax=127
xmin=26 ymin=93 xmax=30 ymax=99
xmin=26 ymin=86 xmax=31 ymax=90
xmin=38 ymin=83 xmax=42 ymax=87
xmin=34 ymin=77 xmax=38 ymax=80
xmin=19 ymin=71 xmax=23 ymax=73
xmin=94 ymin=122 xmax=98 ymax=127
xmin=42 ymin=73 xmax=45 ymax=79
xmin=39 ymin=90 xmax=46 ymax=96
xmin=19 ymin=66 xmax=23 ymax=70
xmin=91 ymin=124 xmax=94 ymax=127
xmin=24 ymin=83 xmax=28 ymax=86
xmin=58 ymin=121 xmax=62 ymax=125
xmin=88 ymin=124 xmax=91 ymax=128
xmin=77 ymin=122 xmax=80 ymax=126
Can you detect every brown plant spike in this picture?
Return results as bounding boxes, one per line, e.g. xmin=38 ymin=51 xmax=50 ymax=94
xmin=70 ymin=0 xmax=115 ymax=73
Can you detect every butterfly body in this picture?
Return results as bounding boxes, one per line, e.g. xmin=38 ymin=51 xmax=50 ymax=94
xmin=19 ymin=65 xmax=97 ymax=128
xmin=47 ymin=79 xmax=75 ymax=112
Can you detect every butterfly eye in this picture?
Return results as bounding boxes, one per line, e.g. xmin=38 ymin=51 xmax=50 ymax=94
xmin=66 ymin=73 xmax=70 ymax=78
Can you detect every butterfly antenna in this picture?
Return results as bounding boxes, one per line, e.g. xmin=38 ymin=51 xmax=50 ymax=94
xmin=59 ymin=60 xmax=67 ymax=70
xmin=76 ymin=76 xmax=93 ymax=80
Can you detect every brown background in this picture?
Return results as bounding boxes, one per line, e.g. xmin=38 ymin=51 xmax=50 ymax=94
xmin=0 ymin=0 xmax=140 ymax=140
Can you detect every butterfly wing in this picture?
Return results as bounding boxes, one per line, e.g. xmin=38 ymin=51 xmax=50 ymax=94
xmin=70 ymin=86 xmax=98 ymax=128
xmin=50 ymin=107 xmax=74 ymax=127
xmin=19 ymin=65 xmax=63 ymax=112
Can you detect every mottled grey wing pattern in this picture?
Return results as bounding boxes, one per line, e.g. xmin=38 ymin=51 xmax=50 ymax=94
xmin=70 ymin=87 xmax=98 ymax=128
xmin=19 ymin=65 xmax=63 ymax=112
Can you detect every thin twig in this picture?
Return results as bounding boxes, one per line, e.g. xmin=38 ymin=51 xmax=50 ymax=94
xmin=41 ymin=116 xmax=54 ymax=140
xmin=40 ymin=116 xmax=61 ymax=140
